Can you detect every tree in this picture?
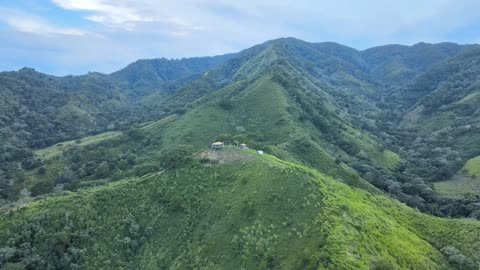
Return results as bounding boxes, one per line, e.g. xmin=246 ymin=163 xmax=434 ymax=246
xmin=57 ymin=167 xmax=76 ymax=183
xmin=441 ymin=246 xmax=476 ymax=270
xmin=159 ymin=145 xmax=195 ymax=169
xmin=95 ymin=162 xmax=111 ymax=179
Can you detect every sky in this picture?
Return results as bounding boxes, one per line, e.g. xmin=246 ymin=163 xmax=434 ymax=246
xmin=1 ymin=0 xmax=480 ymax=75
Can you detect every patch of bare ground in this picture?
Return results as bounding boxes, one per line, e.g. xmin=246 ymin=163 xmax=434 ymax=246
xmin=196 ymin=147 xmax=253 ymax=165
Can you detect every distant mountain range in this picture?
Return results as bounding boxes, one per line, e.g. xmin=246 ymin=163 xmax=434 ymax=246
xmin=1 ymin=38 xmax=480 ymax=269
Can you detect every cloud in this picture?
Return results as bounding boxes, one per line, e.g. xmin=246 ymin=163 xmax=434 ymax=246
xmin=52 ymin=0 xmax=154 ymax=30
xmin=0 ymin=9 xmax=88 ymax=36
xmin=48 ymin=0 xmax=480 ymax=45
xmin=1 ymin=0 xmax=480 ymax=75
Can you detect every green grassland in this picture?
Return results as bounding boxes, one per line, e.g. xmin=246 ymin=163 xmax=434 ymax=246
xmin=34 ymin=131 xmax=122 ymax=159
xmin=1 ymin=149 xmax=478 ymax=269
xmin=435 ymin=155 xmax=480 ymax=196
xmin=462 ymin=156 xmax=480 ymax=177
xmin=435 ymin=175 xmax=480 ymax=196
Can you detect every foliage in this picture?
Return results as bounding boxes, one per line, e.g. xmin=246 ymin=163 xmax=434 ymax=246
xmin=1 ymin=151 xmax=479 ymax=269
xmin=3 ymin=38 xmax=480 ymax=268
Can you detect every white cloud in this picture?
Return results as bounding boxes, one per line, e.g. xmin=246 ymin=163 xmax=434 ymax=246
xmin=1 ymin=9 xmax=88 ymax=36
xmin=2 ymin=0 xmax=480 ymax=75
xmin=52 ymin=0 xmax=154 ymax=29
xmin=48 ymin=0 xmax=480 ymax=46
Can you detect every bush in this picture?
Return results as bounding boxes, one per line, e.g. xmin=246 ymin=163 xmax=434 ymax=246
xmin=218 ymin=99 xmax=234 ymax=110
xmin=159 ymin=145 xmax=195 ymax=169
xmin=370 ymin=257 xmax=395 ymax=270
xmin=133 ymin=163 xmax=159 ymax=176
xmin=31 ymin=180 xmax=54 ymax=196
xmin=441 ymin=246 xmax=476 ymax=270
xmin=37 ymin=167 xmax=46 ymax=175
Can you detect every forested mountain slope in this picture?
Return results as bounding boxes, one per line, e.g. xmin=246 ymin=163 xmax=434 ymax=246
xmin=110 ymin=53 xmax=237 ymax=97
xmin=362 ymin=42 xmax=479 ymax=88
xmin=1 ymin=149 xmax=479 ymax=269
xmin=0 ymin=56 xmax=234 ymax=202
xmin=2 ymin=37 xmax=480 ymax=269
xmin=396 ymin=48 xmax=480 ymax=156
xmin=3 ymin=38 xmax=480 ymax=215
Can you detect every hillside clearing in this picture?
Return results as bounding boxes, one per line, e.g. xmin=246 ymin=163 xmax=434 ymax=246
xmin=34 ymin=131 xmax=122 ymax=159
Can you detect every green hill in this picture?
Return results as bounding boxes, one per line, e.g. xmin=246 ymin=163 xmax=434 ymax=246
xmin=18 ymin=64 xmax=395 ymax=200
xmin=3 ymin=37 xmax=480 ymax=269
xmin=6 ymin=38 xmax=479 ymax=217
xmin=1 ymin=149 xmax=479 ymax=269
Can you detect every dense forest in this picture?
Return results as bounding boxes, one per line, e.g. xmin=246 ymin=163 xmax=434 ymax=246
xmin=1 ymin=38 xmax=480 ymax=269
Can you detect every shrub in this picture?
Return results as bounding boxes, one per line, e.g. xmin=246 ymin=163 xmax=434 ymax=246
xmin=370 ymin=257 xmax=395 ymax=270
xmin=218 ymin=99 xmax=234 ymax=110
xmin=37 ymin=167 xmax=46 ymax=175
xmin=159 ymin=145 xmax=195 ymax=169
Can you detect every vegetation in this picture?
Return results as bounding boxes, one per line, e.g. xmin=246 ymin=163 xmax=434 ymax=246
xmin=1 ymin=150 xmax=479 ymax=269
xmin=434 ymin=156 xmax=480 ymax=197
xmin=2 ymin=37 xmax=480 ymax=268
xmin=462 ymin=156 xmax=480 ymax=177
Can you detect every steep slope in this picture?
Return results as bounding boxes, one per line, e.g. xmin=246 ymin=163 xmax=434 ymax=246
xmin=110 ymin=54 xmax=236 ymax=97
xmin=396 ymin=48 xmax=480 ymax=157
xmin=1 ymin=149 xmax=479 ymax=269
xmin=362 ymin=42 xmax=478 ymax=88
xmin=369 ymin=48 xmax=480 ymax=216
xmin=0 ymin=68 xmax=129 ymax=148
xmin=0 ymin=56 xmax=236 ymax=203
xmin=23 ymin=62 xmax=402 ymax=200
xmin=0 ymin=54 xmax=235 ymax=153
xmin=0 ymin=68 xmax=134 ymax=202
xmin=3 ymin=37 xmax=480 ymax=269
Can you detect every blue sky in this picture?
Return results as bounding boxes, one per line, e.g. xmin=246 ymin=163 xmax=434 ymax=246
xmin=1 ymin=0 xmax=480 ymax=75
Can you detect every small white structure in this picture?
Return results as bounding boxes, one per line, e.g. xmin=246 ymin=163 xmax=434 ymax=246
xmin=257 ymin=150 xmax=264 ymax=155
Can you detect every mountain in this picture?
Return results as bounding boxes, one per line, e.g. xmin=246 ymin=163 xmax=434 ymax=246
xmin=362 ymin=42 xmax=478 ymax=88
xmin=12 ymin=38 xmax=402 ymax=201
xmin=1 ymin=149 xmax=479 ymax=269
xmin=396 ymin=48 xmax=480 ymax=156
xmin=1 ymin=37 xmax=480 ymax=269
xmin=0 ymin=56 xmax=235 ymax=202
xmin=0 ymin=68 xmax=133 ymax=195
xmin=110 ymin=54 xmax=237 ymax=97
xmin=3 ymin=38 xmax=480 ymax=213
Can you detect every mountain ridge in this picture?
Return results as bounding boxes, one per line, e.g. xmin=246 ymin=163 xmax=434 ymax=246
xmin=1 ymin=37 xmax=480 ymax=269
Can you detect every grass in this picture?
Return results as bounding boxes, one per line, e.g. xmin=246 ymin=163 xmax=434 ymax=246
xmin=435 ymin=175 xmax=480 ymax=196
xmin=457 ymin=91 xmax=480 ymax=104
xmin=1 ymin=149 xmax=479 ymax=269
xmin=434 ymin=155 xmax=480 ymax=196
xmin=342 ymin=127 xmax=401 ymax=170
xmin=462 ymin=155 xmax=480 ymax=177
xmin=34 ymin=131 xmax=121 ymax=159
xmin=381 ymin=149 xmax=401 ymax=169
